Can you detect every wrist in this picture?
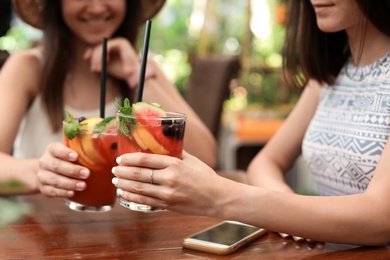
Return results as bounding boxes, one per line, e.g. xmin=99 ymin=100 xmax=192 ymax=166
xmin=128 ymin=65 xmax=156 ymax=89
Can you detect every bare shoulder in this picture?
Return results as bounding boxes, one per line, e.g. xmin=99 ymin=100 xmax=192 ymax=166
xmin=305 ymin=79 xmax=324 ymax=99
xmin=0 ymin=48 xmax=43 ymax=96
xmin=4 ymin=48 xmax=42 ymax=67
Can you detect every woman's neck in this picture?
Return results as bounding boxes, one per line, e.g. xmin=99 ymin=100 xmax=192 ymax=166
xmin=64 ymin=38 xmax=121 ymax=111
xmin=347 ymin=20 xmax=390 ymax=66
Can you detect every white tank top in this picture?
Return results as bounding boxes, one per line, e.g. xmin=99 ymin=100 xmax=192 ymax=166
xmin=13 ymin=96 xmax=118 ymax=158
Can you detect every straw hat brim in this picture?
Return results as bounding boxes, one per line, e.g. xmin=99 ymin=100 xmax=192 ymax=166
xmin=12 ymin=0 xmax=166 ymax=29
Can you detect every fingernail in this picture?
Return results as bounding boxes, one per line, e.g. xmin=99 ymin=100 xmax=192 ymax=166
xmin=293 ymin=236 xmax=304 ymax=242
xmin=69 ymin=152 xmax=77 ymax=161
xmin=111 ymin=166 xmax=116 ymax=174
xmin=279 ymin=233 xmax=290 ymax=238
xmin=75 ymin=182 xmax=86 ymax=191
xmin=79 ymin=169 xmax=90 ymax=179
xmin=116 ymin=156 xmax=122 ymax=164
xmin=66 ymin=190 xmax=74 ymax=197
xmin=112 ymin=177 xmax=118 ymax=185
xmin=116 ymin=188 xmax=123 ymax=196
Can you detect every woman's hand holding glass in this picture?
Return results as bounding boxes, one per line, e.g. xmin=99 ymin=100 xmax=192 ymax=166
xmin=37 ymin=142 xmax=89 ymax=198
xmin=112 ymin=151 xmax=223 ymax=216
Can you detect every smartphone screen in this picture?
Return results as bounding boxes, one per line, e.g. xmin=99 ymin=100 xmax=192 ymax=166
xmin=190 ymin=221 xmax=261 ymax=246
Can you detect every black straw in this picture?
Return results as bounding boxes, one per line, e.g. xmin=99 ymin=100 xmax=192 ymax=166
xmin=136 ymin=20 xmax=152 ymax=102
xmin=100 ymin=37 xmax=108 ymax=118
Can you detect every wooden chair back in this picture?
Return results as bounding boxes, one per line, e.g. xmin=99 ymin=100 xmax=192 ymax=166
xmin=185 ymin=55 xmax=240 ymax=138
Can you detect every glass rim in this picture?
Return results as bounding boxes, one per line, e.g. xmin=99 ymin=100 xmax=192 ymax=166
xmin=116 ymin=111 xmax=187 ymax=119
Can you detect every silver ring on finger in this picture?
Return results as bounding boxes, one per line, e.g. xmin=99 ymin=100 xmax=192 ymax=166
xmin=150 ymin=169 xmax=154 ymax=184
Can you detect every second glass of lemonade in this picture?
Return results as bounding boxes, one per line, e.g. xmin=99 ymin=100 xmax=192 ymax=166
xmin=116 ymin=102 xmax=186 ymax=212
xmin=63 ymin=115 xmax=118 ymax=212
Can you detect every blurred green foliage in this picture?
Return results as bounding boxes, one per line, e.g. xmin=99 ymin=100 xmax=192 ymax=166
xmin=0 ymin=23 xmax=40 ymax=51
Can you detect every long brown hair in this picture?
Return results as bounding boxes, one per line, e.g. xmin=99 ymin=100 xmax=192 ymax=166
xmin=283 ymin=0 xmax=390 ymax=89
xmin=41 ymin=0 xmax=142 ymax=132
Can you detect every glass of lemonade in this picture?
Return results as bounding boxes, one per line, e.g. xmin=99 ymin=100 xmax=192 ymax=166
xmin=63 ymin=114 xmax=118 ymax=212
xmin=116 ymin=101 xmax=186 ymax=212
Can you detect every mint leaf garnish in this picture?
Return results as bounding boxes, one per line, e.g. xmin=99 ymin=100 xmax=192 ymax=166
xmin=63 ymin=110 xmax=86 ymax=140
xmin=116 ymin=98 xmax=135 ymax=136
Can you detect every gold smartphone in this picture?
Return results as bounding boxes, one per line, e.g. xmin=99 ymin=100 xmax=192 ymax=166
xmin=182 ymin=220 xmax=267 ymax=255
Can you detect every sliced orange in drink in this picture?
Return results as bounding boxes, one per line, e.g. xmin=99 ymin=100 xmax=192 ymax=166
xmin=79 ymin=117 xmax=105 ymax=163
xmin=68 ymin=137 xmax=98 ymax=169
xmin=133 ymin=124 xmax=169 ymax=155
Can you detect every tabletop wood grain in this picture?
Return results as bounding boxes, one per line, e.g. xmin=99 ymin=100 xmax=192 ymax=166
xmin=1 ymin=191 xmax=390 ymax=259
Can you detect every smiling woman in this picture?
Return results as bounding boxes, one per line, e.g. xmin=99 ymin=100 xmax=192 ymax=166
xmin=0 ymin=0 xmax=217 ymax=196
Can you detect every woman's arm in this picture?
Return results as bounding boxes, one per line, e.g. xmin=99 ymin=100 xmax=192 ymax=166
xmin=222 ymin=155 xmax=390 ymax=246
xmin=0 ymin=154 xmax=38 ymax=195
xmin=0 ymin=49 xmax=42 ymax=194
xmin=247 ymin=80 xmax=323 ymax=192
xmin=113 ymin=77 xmax=390 ymax=246
xmin=114 ymin=146 xmax=390 ymax=246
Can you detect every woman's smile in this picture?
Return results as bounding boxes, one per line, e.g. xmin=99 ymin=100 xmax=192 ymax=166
xmin=80 ymin=16 xmax=113 ymax=32
xmin=62 ymin=0 xmax=126 ymax=45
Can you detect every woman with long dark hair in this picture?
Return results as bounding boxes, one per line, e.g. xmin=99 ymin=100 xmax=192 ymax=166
xmin=109 ymin=0 xmax=390 ymax=245
xmin=0 ymin=0 xmax=216 ymax=194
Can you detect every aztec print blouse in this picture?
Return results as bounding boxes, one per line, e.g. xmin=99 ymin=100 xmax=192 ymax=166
xmin=302 ymin=51 xmax=390 ymax=196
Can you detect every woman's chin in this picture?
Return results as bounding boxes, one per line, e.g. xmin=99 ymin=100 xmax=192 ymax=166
xmin=316 ymin=21 xmax=344 ymax=33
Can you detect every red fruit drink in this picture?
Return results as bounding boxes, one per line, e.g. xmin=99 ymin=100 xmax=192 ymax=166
xmin=116 ymin=102 xmax=186 ymax=212
xmin=63 ymin=116 xmax=118 ymax=212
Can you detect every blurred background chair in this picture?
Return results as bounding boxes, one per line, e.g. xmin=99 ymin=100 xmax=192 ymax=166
xmin=185 ymin=55 xmax=240 ymax=139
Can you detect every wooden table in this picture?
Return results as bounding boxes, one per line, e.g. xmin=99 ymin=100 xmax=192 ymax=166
xmin=1 ymin=194 xmax=390 ymax=259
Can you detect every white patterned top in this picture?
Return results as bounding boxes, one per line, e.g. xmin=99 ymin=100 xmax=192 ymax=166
xmin=302 ymin=52 xmax=390 ymax=196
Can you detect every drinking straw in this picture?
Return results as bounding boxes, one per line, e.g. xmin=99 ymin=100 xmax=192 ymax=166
xmin=100 ymin=37 xmax=108 ymax=118
xmin=136 ymin=20 xmax=152 ymax=102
